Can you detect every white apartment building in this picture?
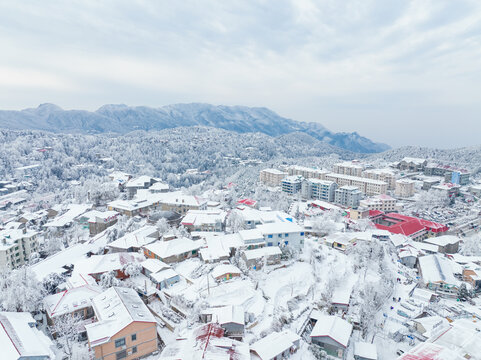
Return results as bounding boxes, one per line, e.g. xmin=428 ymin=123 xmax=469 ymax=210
xmin=335 ymin=186 xmax=363 ymax=208
xmin=362 ymin=169 xmax=396 ymax=190
xmin=325 ymin=173 xmax=388 ymax=196
xmin=333 ymin=161 xmax=364 ymax=177
xmin=256 ymin=222 xmax=305 ymax=249
xmin=395 ymin=179 xmax=416 ymax=197
xmin=0 ymin=229 xmax=38 ymax=270
xmin=281 ymin=175 xmax=303 ymax=195
xmin=259 ymin=169 xmax=288 ymax=186
xmin=359 ymin=194 xmax=397 ymax=212
xmin=301 ymin=179 xmax=338 ymax=202
xmin=287 ymin=165 xmax=329 ymax=180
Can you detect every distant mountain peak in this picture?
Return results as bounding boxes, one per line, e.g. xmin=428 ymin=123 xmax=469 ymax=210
xmin=0 ymin=103 xmax=390 ymax=153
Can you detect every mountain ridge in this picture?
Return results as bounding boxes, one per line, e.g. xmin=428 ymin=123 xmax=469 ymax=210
xmin=0 ymin=102 xmax=390 ymax=153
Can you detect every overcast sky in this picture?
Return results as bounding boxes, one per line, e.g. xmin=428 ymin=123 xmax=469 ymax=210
xmin=0 ymin=1 xmax=480 ymax=148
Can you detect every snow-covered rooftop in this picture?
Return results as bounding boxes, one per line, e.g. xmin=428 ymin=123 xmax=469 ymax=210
xmin=107 ymin=225 xmax=158 ymax=250
xmin=242 ymin=246 xmax=282 ymax=261
xmin=310 ymin=315 xmax=353 ymax=348
xmin=85 ymin=287 xmax=155 ymax=346
xmin=0 ymin=312 xmax=53 ymax=359
xmin=211 ymin=264 xmax=241 ymax=279
xmin=418 ymin=254 xmax=459 ymax=286
xmin=250 ymin=330 xmax=300 ymax=360
xmin=144 ymin=238 xmax=201 ymax=259
xmin=44 ymin=203 xmax=92 ymax=227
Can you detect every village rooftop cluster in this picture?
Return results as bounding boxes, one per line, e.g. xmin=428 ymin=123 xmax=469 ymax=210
xmin=1 ymin=156 xmax=481 ymax=359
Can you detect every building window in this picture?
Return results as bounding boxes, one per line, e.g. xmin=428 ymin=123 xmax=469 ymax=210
xmin=267 ymin=235 xmax=273 ymax=238
xmin=267 ymin=242 xmax=273 ymax=246
xmin=115 ymin=338 xmax=126 ymax=348
xmin=285 ymin=233 xmax=289 ymax=237
xmin=131 ymin=334 xmax=137 ymax=342
xmin=132 ymin=346 xmax=137 ymax=353
xmin=300 ymin=232 xmax=304 ymax=236
xmin=278 ymin=234 xmax=282 ymax=238
xmin=116 ymin=350 xmax=127 ymax=360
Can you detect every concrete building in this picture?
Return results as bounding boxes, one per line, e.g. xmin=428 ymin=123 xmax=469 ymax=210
xmin=301 ymin=179 xmax=338 ymax=202
xmin=86 ymin=287 xmax=158 ymax=360
xmin=281 ymin=175 xmax=303 ymax=195
xmin=362 ymin=169 xmax=396 ymax=190
xmin=325 ymin=173 xmax=387 ymax=196
xmin=398 ymin=157 xmax=427 ymax=172
xmin=181 ymin=209 xmax=227 ymax=232
xmin=335 ymin=186 xmax=362 ymax=208
xmin=424 ymin=235 xmax=460 ymax=254
xmin=310 ymin=315 xmax=353 ymax=359
xmin=125 ymin=176 xmax=161 ymax=199
xmin=287 ymin=165 xmax=329 ymax=180
xmin=0 ymin=228 xmax=38 ymax=270
xmin=395 ymin=179 xmax=415 ymax=197
xmin=259 ymin=169 xmax=288 ymax=186
xmin=432 ymin=183 xmax=461 ymax=198
xmin=257 ymin=221 xmax=305 ymax=249
xmin=424 ymin=163 xmax=470 ymax=185
xmin=359 ymin=194 xmax=397 ymax=212
xmin=333 ymin=161 xmax=364 ymax=177
xmin=80 ymin=210 xmax=119 ymax=236
xmin=422 ymin=178 xmax=441 ymax=190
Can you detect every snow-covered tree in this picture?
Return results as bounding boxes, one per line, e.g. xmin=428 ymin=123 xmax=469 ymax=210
xmin=50 ymin=314 xmax=88 ymax=359
xmin=99 ymin=271 xmax=121 ymax=289
xmin=0 ymin=267 xmax=45 ymax=312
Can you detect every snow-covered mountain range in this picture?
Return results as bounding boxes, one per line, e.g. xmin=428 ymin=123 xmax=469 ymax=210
xmin=0 ymin=103 xmax=389 ymax=153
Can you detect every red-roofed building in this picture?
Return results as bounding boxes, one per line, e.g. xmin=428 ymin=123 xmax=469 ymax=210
xmin=369 ymin=212 xmax=448 ymax=241
xmin=237 ymin=198 xmax=258 ymax=208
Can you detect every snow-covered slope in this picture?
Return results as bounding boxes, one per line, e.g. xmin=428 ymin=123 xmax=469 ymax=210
xmin=0 ymin=103 xmax=390 ymax=153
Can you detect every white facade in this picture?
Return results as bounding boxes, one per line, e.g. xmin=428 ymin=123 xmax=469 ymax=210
xmin=0 ymin=229 xmax=38 ymax=270
xmin=257 ymin=222 xmax=305 ymax=249
xmin=325 ymin=173 xmax=387 ymax=196
xmin=333 ymin=161 xmax=364 ymax=177
xmin=259 ymin=169 xmax=288 ymax=186
xmin=395 ymin=179 xmax=416 ymax=197
xmin=359 ymin=194 xmax=397 ymax=212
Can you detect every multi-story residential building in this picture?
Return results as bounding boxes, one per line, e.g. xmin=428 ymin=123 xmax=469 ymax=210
xmin=325 ymin=173 xmax=387 ymax=196
xmin=362 ymin=169 xmax=396 ymax=190
xmin=424 ymin=163 xmax=470 ymax=185
xmin=281 ymin=175 xmax=303 ymax=195
xmin=334 ymin=186 xmax=362 ymax=208
xmin=359 ymin=194 xmax=397 ymax=212
xmin=446 ymin=170 xmax=470 ymax=185
xmin=259 ymin=169 xmax=288 ymax=186
xmin=301 ymin=179 xmax=337 ymax=202
xmin=287 ymin=165 xmax=329 ymax=180
xmin=86 ymin=287 xmax=158 ymax=360
xmin=397 ymin=157 xmax=427 ymax=172
xmin=395 ymin=179 xmax=416 ymax=197
xmin=0 ymin=228 xmax=38 ymax=270
xmin=333 ymin=161 xmax=364 ymax=177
